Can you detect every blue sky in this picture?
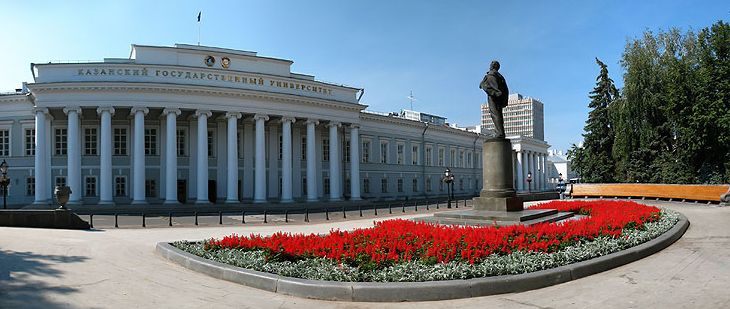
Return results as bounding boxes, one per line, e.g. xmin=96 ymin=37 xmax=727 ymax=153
xmin=1 ymin=1 xmax=727 ymax=151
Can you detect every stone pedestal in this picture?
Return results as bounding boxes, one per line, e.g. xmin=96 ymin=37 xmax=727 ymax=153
xmin=474 ymin=138 xmax=523 ymax=212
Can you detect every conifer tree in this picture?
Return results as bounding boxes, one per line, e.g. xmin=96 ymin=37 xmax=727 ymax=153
xmin=580 ymin=58 xmax=619 ymax=182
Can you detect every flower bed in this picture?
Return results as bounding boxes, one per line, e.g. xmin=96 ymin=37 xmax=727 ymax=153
xmin=174 ymin=201 xmax=679 ymax=282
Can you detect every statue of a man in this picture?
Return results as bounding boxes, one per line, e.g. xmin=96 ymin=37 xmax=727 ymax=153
xmin=479 ymin=60 xmax=509 ymax=138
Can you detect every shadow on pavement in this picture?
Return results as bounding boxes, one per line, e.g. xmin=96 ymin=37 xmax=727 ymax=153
xmin=0 ymin=250 xmax=91 ymax=309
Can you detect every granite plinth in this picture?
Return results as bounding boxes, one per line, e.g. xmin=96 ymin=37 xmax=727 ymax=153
xmin=418 ymin=209 xmax=573 ymax=227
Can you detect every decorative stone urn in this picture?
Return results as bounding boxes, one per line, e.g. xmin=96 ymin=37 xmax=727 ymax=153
xmin=55 ymin=185 xmax=72 ymax=210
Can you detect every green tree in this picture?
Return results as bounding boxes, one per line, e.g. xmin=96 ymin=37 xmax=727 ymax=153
xmin=579 ymin=58 xmax=619 ymax=182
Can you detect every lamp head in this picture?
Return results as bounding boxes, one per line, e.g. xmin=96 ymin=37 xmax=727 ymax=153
xmin=0 ymin=160 xmax=8 ymax=174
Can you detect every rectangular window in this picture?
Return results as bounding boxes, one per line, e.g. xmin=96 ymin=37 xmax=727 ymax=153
xmin=380 ymin=142 xmax=388 ymax=164
xmin=322 ymin=138 xmax=329 ymax=161
xmin=302 ymin=177 xmax=307 ymax=195
xmin=362 ymin=141 xmax=370 ymax=163
xmin=26 ymin=177 xmax=35 ymax=196
xmin=459 ymin=150 xmax=465 ymax=168
xmin=84 ymin=128 xmax=97 ymax=155
xmin=363 ymin=178 xmax=370 ymax=194
xmin=85 ymin=176 xmax=97 ymax=197
xmin=301 ymin=137 xmax=307 ymax=160
xmin=412 ymin=177 xmax=418 ymax=192
xmin=113 ymin=128 xmax=127 ymax=155
xmin=145 ymin=179 xmax=156 ymax=198
xmin=323 ymin=177 xmax=330 ymax=195
xmin=238 ymin=131 xmax=243 ymax=159
xmin=397 ymin=144 xmax=404 ymax=165
xmin=425 ymin=146 xmax=432 ymax=166
xmin=467 ymin=152 xmax=472 ymax=168
xmin=397 ymin=178 xmax=403 ymax=193
xmin=55 ymin=176 xmax=66 ymax=187
xmin=344 ymin=140 xmax=350 ymax=163
xmin=278 ymin=135 xmax=283 ymax=160
xmin=460 ymin=179 xmax=464 ymax=191
xmin=381 ymin=177 xmax=388 ymax=193
xmin=54 ymin=128 xmax=67 ymax=156
xmin=25 ymin=128 xmax=35 ymax=156
xmin=177 ymin=129 xmax=186 ymax=156
xmin=144 ymin=128 xmax=157 ymax=156
xmin=426 ymin=177 xmax=432 ymax=192
xmin=450 ymin=149 xmax=456 ymax=167
xmin=207 ymin=130 xmax=214 ymax=157
xmin=438 ymin=148 xmax=445 ymax=167
xmin=439 ymin=178 xmax=444 ymax=191
xmin=115 ymin=176 xmax=126 ymax=197
xmin=412 ymin=145 xmax=419 ymax=165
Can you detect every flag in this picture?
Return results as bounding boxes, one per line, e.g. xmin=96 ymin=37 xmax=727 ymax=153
xmin=197 ymin=11 xmax=201 ymax=22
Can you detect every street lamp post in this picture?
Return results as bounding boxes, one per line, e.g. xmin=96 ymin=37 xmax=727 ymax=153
xmin=443 ymin=168 xmax=455 ymax=208
xmin=526 ymin=171 xmax=532 ymax=193
xmin=0 ymin=160 xmax=8 ymax=209
xmin=557 ymin=173 xmax=566 ymax=199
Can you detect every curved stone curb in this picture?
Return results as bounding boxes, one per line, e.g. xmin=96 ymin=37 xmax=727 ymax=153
xmin=155 ymin=214 xmax=689 ymax=302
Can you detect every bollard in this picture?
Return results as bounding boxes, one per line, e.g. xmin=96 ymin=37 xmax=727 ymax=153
xmin=414 ymin=201 xmax=418 ymax=212
xmin=305 ymin=208 xmax=309 ymax=222
xmin=114 ymin=213 xmax=118 ymax=228
xmin=264 ymin=211 xmax=268 ymax=223
xmin=285 ymin=210 xmax=289 ymax=223
xmin=436 ymin=200 xmax=440 ymax=209
xmin=342 ymin=206 xmax=347 ymax=219
xmin=389 ymin=203 xmax=392 ymax=214
xmin=142 ymin=213 xmax=146 ymax=228
xmin=219 ymin=211 xmax=223 ymax=225
xmin=426 ymin=201 xmax=430 ymax=211
xmin=455 ymin=199 xmax=459 ymax=208
xmin=169 ymin=212 xmax=173 ymax=227
xmin=374 ymin=205 xmax=378 ymax=216
xmin=402 ymin=202 xmax=405 ymax=213
xmin=89 ymin=214 xmax=94 ymax=228
xmin=241 ymin=211 xmax=246 ymax=224
xmin=359 ymin=205 xmax=363 ymax=217
xmin=326 ymin=208 xmax=330 ymax=220
xmin=194 ymin=212 xmax=198 ymax=226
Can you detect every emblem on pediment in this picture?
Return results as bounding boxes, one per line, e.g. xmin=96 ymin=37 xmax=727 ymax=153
xmin=204 ymin=55 xmax=215 ymax=67
xmin=221 ymin=57 xmax=231 ymax=69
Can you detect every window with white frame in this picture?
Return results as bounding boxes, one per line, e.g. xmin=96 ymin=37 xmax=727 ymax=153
xmin=380 ymin=141 xmax=388 ymax=164
xmin=363 ymin=178 xmax=370 ymax=194
xmin=362 ymin=140 xmax=370 ymax=163
xmin=145 ymin=179 xmax=156 ymax=198
xmin=397 ymin=178 xmax=403 ymax=192
xmin=323 ymin=177 xmax=330 ymax=194
xmin=411 ymin=145 xmax=419 ymax=165
xmin=207 ymin=130 xmax=214 ymax=157
xmin=113 ymin=128 xmax=127 ymax=155
xmin=459 ymin=150 xmax=465 ymax=168
xmin=425 ymin=146 xmax=432 ymax=166
xmin=55 ymin=176 xmax=66 ymax=187
xmin=0 ymin=129 xmax=9 ymax=157
xmin=144 ymin=128 xmax=157 ymax=156
xmin=467 ymin=152 xmax=472 ymax=168
xmin=450 ymin=149 xmax=456 ymax=167
xmin=26 ymin=177 xmax=35 ymax=196
xmin=426 ymin=177 xmax=432 ymax=192
xmin=412 ymin=177 xmax=418 ymax=192
xmin=438 ymin=147 xmax=445 ymax=167
xmin=115 ymin=176 xmax=126 ymax=197
xmin=25 ymin=128 xmax=35 ymax=156
xmin=85 ymin=176 xmax=97 ymax=197
xmin=278 ymin=134 xmax=283 ymax=160
xmin=344 ymin=140 xmax=350 ymax=163
xmin=397 ymin=144 xmax=404 ymax=165
xmin=84 ymin=128 xmax=97 ymax=155
xmin=322 ymin=138 xmax=329 ymax=161
xmin=381 ymin=177 xmax=388 ymax=193
xmin=301 ymin=137 xmax=306 ymax=160
xmin=302 ymin=177 xmax=307 ymax=195
xmin=177 ymin=129 xmax=186 ymax=156
xmin=54 ymin=128 xmax=67 ymax=156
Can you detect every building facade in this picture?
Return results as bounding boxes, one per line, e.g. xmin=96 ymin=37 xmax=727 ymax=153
xmin=0 ymin=44 xmax=551 ymax=207
xmin=481 ymin=93 xmax=545 ymax=141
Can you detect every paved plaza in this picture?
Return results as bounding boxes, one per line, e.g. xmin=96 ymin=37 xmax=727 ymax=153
xmin=1 ymin=200 xmax=729 ymax=309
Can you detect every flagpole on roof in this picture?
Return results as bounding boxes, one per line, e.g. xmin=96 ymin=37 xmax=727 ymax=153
xmin=197 ymin=11 xmax=201 ymax=46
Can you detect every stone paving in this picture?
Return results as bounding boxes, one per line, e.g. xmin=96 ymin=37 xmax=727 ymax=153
xmin=1 ymin=200 xmax=729 ymax=308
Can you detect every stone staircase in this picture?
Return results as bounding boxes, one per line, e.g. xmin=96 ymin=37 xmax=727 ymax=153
xmin=414 ymin=208 xmax=574 ymax=227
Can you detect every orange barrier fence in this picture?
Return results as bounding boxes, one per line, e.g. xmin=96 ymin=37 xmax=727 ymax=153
xmin=570 ymin=183 xmax=729 ymax=202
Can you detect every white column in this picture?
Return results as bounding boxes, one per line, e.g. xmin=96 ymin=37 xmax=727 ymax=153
xmin=253 ymin=114 xmax=268 ymax=203
xmin=280 ymin=117 xmax=295 ymax=203
xmin=538 ymin=154 xmax=544 ymax=191
xmin=541 ymin=154 xmax=548 ymax=190
xmin=530 ymin=152 xmax=536 ymax=192
xmin=225 ymin=112 xmax=242 ymax=203
xmin=33 ymin=108 xmax=48 ymax=204
xmin=131 ymin=107 xmax=149 ymax=204
xmin=516 ymin=150 xmax=524 ymax=191
xmin=305 ymin=119 xmax=318 ymax=202
xmin=328 ymin=122 xmax=341 ymax=201
xmin=64 ymin=107 xmax=82 ymax=204
xmin=350 ymin=124 xmax=361 ymax=200
xmin=163 ymin=108 xmax=181 ymax=204
xmin=97 ymin=107 xmax=115 ymax=205
xmin=195 ymin=110 xmax=212 ymax=204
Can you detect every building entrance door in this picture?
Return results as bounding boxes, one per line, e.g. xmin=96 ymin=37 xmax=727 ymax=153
xmin=208 ymin=180 xmax=217 ymax=203
xmin=177 ymin=180 xmax=186 ymax=204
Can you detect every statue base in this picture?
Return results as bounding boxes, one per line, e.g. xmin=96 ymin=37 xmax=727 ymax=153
xmin=474 ymin=137 xmax=523 ymax=212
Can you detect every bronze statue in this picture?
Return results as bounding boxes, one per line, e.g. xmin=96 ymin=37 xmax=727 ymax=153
xmin=479 ymin=60 xmax=509 ymax=138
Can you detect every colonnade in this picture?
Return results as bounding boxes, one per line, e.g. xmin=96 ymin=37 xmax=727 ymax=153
xmin=514 ymin=149 xmax=549 ymax=192
xmin=32 ymin=106 xmax=361 ymax=205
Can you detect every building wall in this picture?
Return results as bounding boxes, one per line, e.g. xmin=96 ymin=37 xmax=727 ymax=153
xmin=481 ymin=93 xmax=545 ymax=140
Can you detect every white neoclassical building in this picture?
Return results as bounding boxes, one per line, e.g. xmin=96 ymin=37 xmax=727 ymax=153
xmin=0 ymin=44 xmax=551 ymax=207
